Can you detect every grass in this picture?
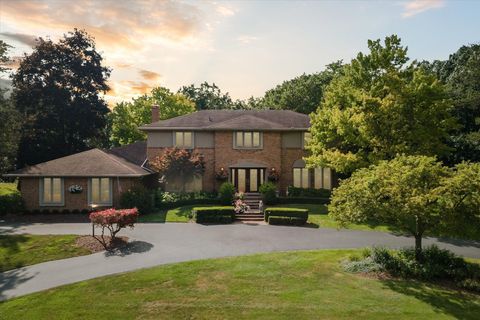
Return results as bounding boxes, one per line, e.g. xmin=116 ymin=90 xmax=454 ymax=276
xmin=138 ymin=205 xmax=218 ymax=223
xmin=1 ymin=249 xmax=479 ymax=319
xmin=0 ymin=182 xmax=18 ymax=196
xmin=0 ymin=234 xmax=91 ymax=272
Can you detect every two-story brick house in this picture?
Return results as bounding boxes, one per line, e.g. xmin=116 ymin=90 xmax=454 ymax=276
xmin=5 ymin=108 xmax=334 ymax=211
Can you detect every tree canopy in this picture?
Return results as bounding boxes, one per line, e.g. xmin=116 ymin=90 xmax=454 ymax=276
xmin=109 ymin=87 xmax=195 ymax=146
xmin=260 ymin=61 xmax=343 ymax=114
xmin=329 ymin=155 xmax=480 ymax=260
xmin=178 ymin=82 xmax=234 ymax=110
xmin=12 ymin=29 xmax=111 ymax=166
xmin=306 ymin=35 xmax=457 ymax=174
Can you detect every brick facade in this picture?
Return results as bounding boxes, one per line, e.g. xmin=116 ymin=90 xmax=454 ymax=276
xmin=20 ymin=177 xmax=142 ymax=211
xmin=147 ymin=131 xmax=308 ymax=195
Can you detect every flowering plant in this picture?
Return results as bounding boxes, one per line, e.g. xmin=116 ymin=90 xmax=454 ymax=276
xmin=215 ymin=168 xmax=229 ymax=180
xmin=68 ymin=184 xmax=83 ymax=193
xmin=235 ymin=192 xmax=245 ymax=200
xmin=234 ymin=199 xmax=250 ymax=214
xmin=268 ymin=168 xmax=280 ymax=182
xmin=89 ymin=208 xmax=139 ymax=249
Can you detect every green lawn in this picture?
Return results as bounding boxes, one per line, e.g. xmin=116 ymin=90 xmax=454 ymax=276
xmin=139 ymin=205 xmax=218 ymax=223
xmin=0 ymin=182 xmax=18 ymax=196
xmin=0 ymin=234 xmax=91 ymax=272
xmin=1 ymin=250 xmax=479 ymax=319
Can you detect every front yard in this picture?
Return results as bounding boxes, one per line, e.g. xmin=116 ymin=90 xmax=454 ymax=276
xmin=1 ymin=249 xmax=479 ymax=319
xmin=0 ymin=234 xmax=91 ymax=272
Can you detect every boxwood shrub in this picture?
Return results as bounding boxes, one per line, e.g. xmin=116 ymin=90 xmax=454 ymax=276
xmin=268 ymin=216 xmax=306 ymax=226
xmin=277 ymin=197 xmax=330 ymax=205
xmin=264 ymin=207 xmax=308 ymax=225
xmin=193 ymin=206 xmax=235 ymax=224
xmin=287 ymin=186 xmax=331 ymax=198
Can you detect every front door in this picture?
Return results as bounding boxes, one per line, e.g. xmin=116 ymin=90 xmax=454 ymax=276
xmin=231 ymin=168 xmax=265 ymax=193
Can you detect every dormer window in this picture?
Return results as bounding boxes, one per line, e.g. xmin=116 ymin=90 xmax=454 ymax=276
xmin=174 ymin=131 xmax=193 ymax=148
xmin=234 ymin=131 xmax=262 ymax=149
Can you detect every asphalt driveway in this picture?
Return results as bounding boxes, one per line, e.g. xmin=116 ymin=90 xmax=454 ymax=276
xmin=1 ymin=222 xmax=479 ymax=301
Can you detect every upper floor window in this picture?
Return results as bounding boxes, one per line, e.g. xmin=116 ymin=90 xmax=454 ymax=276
xmin=89 ymin=178 xmax=112 ymax=206
xmin=40 ymin=177 xmax=64 ymax=206
xmin=234 ymin=131 xmax=262 ymax=149
xmin=174 ymin=131 xmax=193 ymax=148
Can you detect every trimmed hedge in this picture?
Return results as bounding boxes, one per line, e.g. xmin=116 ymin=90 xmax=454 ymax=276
xmin=0 ymin=193 xmax=25 ymax=215
xmin=193 ymin=206 xmax=235 ymax=224
xmin=264 ymin=207 xmax=308 ymax=225
xmin=268 ymin=216 xmax=306 ymax=226
xmin=277 ymin=197 xmax=330 ymax=205
xmin=161 ymin=198 xmax=221 ymax=210
xmin=287 ymin=186 xmax=331 ymax=198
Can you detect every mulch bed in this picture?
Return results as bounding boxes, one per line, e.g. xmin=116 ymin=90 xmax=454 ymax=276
xmin=75 ymin=235 xmax=129 ymax=253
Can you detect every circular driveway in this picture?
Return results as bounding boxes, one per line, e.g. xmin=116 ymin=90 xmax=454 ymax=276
xmin=1 ymin=222 xmax=479 ymax=300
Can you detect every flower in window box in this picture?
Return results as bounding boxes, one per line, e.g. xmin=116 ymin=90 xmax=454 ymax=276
xmin=215 ymin=167 xmax=229 ymax=180
xmin=68 ymin=184 xmax=83 ymax=194
xmin=267 ymin=168 xmax=280 ymax=182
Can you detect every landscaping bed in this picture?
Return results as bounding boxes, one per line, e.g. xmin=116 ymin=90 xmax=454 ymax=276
xmin=1 ymin=249 xmax=479 ymax=319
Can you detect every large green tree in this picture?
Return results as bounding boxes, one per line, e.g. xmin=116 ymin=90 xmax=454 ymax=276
xmin=0 ymin=40 xmax=21 ymax=176
xmin=329 ymin=155 xmax=480 ymax=260
xmin=109 ymin=87 xmax=195 ymax=146
xmin=426 ymin=45 xmax=480 ymax=164
xmin=306 ymin=35 xmax=456 ymax=174
xmin=12 ymin=29 xmax=111 ymax=166
xmin=178 ymin=82 xmax=234 ymax=110
xmin=260 ymin=61 xmax=343 ymax=114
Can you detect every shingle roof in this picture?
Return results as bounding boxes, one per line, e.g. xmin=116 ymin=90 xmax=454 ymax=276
xmin=139 ymin=110 xmax=310 ymax=131
xmin=4 ymin=142 xmax=151 ymax=177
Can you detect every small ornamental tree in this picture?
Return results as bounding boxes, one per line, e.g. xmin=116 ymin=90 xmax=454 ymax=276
xmin=329 ymin=155 xmax=480 ymax=261
xmin=89 ymin=208 xmax=139 ymax=249
xmin=150 ymin=148 xmax=205 ymax=192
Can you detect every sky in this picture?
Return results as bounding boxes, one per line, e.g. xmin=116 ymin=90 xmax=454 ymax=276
xmin=0 ymin=0 xmax=479 ymax=104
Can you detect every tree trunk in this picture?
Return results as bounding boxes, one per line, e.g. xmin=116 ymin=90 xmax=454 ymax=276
xmin=414 ymin=234 xmax=422 ymax=262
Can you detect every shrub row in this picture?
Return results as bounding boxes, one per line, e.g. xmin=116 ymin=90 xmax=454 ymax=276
xmin=264 ymin=208 xmax=308 ymax=225
xmin=287 ymin=186 xmax=331 ymax=198
xmin=277 ymin=197 xmax=330 ymax=205
xmin=0 ymin=193 xmax=25 ymax=215
xmin=21 ymin=208 xmax=91 ymax=215
xmin=193 ymin=206 xmax=235 ymax=224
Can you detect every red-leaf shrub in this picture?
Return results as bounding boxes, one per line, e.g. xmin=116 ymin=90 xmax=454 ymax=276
xmin=89 ymin=208 xmax=139 ymax=249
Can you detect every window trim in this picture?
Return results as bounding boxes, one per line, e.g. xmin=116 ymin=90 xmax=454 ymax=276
xmin=88 ymin=177 xmax=113 ymax=207
xmin=173 ymin=131 xmax=194 ymax=149
xmin=233 ymin=131 xmax=263 ymax=149
xmin=39 ymin=177 xmax=65 ymax=206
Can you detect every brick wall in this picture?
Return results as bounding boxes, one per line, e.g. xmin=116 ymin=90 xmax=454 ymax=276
xmin=20 ymin=177 xmax=141 ymax=211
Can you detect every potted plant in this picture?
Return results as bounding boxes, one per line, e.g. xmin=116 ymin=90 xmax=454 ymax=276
xmin=267 ymin=167 xmax=280 ymax=182
xmin=216 ymin=167 xmax=229 ymax=181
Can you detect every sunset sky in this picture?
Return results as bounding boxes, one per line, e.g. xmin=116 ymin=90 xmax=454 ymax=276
xmin=0 ymin=0 xmax=479 ymax=104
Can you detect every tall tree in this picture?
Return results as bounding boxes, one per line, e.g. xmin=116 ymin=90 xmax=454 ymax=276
xmin=306 ymin=35 xmax=457 ymax=174
xmin=178 ymin=82 xmax=234 ymax=110
xmin=260 ymin=61 xmax=343 ymax=114
xmin=12 ymin=29 xmax=111 ymax=166
xmin=0 ymin=40 xmax=21 ymax=176
xmin=426 ymin=45 xmax=480 ymax=164
xmin=109 ymin=87 xmax=195 ymax=146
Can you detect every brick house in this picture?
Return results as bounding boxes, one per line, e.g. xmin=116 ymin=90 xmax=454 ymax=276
xmin=5 ymin=108 xmax=335 ymax=211
xmin=140 ymin=108 xmax=335 ymax=195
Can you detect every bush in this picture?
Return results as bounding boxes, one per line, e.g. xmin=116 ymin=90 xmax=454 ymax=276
xmin=259 ymin=182 xmax=278 ymax=205
xmin=264 ymin=207 xmax=308 ymax=223
xmin=120 ymin=185 xmax=154 ymax=214
xmin=193 ymin=206 xmax=235 ymax=224
xmin=268 ymin=216 xmax=305 ymax=226
xmin=458 ymin=279 xmax=480 ymax=293
xmin=0 ymin=193 xmax=25 ymax=215
xmin=342 ymin=257 xmax=383 ymax=273
xmin=277 ymin=197 xmax=330 ymax=205
xmin=155 ymin=190 xmax=218 ymax=204
xmin=89 ymin=208 xmax=139 ymax=249
xmin=287 ymin=186 xmax=331 ymax=198
xmin=219 ymin=182 xmax=235 ymax=205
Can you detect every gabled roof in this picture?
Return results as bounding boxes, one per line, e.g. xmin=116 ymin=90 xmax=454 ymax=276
xmin=4 ymin=142 xmax=151 ymax=177
xmin=139 ymin=110 xmax=310 ymax=131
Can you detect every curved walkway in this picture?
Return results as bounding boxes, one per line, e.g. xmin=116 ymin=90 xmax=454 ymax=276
xmin=1 ymin=222 xmax=479 ymax=301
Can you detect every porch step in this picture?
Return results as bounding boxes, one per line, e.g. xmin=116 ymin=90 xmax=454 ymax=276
xmin=235 ymin=214 xmax=264 ymax=221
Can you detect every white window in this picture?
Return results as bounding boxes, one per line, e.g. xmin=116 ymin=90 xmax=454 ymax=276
xmin=174 ymin=131 xmax=193 ymax=148
xmin=89 ymin=178 xmax=112 ymax=206
xmin=293 ymin=168 xmax=310 ymax=188
xmin=40 ymin=178 xmax=64 ymax=206
xmin=234 ymin=131 xmax=262 ymax=148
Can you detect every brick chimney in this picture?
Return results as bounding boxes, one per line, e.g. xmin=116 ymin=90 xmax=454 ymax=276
xmin=151 ymin=104 xmax=159 ymax=123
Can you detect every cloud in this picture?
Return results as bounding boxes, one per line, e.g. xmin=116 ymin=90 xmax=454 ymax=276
xmin=0 ymin=32 xmax=37 ymax=47
xmin=0 ymin=0 xmax=205 ymax=50
xmin=216 ymin=5 xmax=235 ymax=17
xmin=138 ymin=69 xmax=161 ymax=81
xmin=401 ymin=0 xmax=445 ymax=18
xmin=237 ymin=35 xmax=258 ymax=44
xmin=120 ymin=80 xmax=154 ymax=95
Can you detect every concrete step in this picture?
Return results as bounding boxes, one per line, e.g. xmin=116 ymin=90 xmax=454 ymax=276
xmin=235 ymin=216 xmax=264 ymax=221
